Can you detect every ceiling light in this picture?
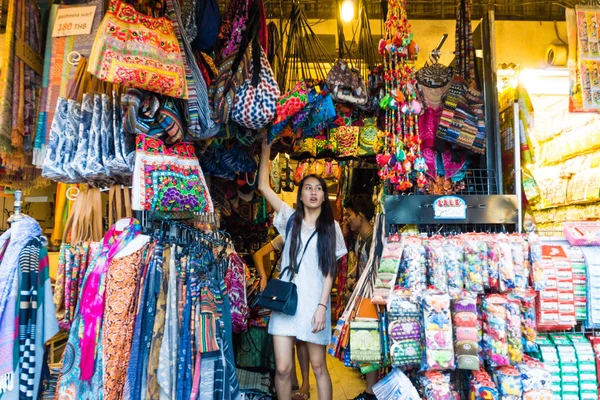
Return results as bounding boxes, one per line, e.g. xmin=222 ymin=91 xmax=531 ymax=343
xmin=341 ymin=0 xmax=355 ymax=22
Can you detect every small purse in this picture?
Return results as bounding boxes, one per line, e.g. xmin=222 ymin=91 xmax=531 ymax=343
xmin=88 ymin=0 xmax=188 ymax=98
xmin=257 ymin=230 xmax=317 ymax=315
xmin=273 ymin=80 xmax=309 ymax=125
xmin=334 ymin=126 xmax=360 ymax=159
xmin=357 ymin=118 xmax=379 ymax=157
xmin=326 ymin=59 xmax=368 ymax=106
xmin=132 ymin=134 xmax=213 ymax=212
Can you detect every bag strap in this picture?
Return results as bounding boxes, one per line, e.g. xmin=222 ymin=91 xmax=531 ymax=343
xmin=62 ymin=188 xmax=84 ymax=243
xmin=281 ymin=229 xmax=317 ymax=280
xmin=123 ymin=186 xmax=132 ymax=218
xmin=91 ymin=188 xmax=103 ymax=242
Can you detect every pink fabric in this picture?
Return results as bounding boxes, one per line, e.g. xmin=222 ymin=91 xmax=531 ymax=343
xmin=419 ymin=106 xmax=467 ymax=178
xmin=80 ymin=220 xmax=140 ymax=381
xmin=190 ymin=351 xmax=202 ymax=399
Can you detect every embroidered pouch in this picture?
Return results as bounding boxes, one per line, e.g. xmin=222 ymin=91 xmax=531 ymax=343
xmin=334 ymin=126 xmax=359 ymax=159
xmin=349 ymin=320 xmax=381 ymax=363
xmin=132 ymin=135 xmax=213 ymax=212
xmin=357 ymin=118 xmax=379 ymax=157
xmin=273 ymin=80 xmax=309 ymax=125
xmin=88 ymin=0 xmax=188 ymax=98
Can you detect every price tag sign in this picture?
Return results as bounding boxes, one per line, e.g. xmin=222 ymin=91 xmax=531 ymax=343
xmin=52 ymin=6 xmax=97 ymax=38
xmin=433 ymin=196 xmax=467 ymax=220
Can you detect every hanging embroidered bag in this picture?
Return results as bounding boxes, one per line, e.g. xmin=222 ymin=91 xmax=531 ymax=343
xmin=273 ymin=80 xmax=309 ymax=125
xmin=232 ymin=42 xmax=280 ymax=130
xmin=357 ymin=118 xmax=380 ymax=157
xmin=226 ymin=252 xmax=250 ymax=334
xmin=88 ymin=0 xmax=188 ymax=98
xmin=326 ymin=59 xmax=368 ymax=106
xmin=334 ymin=126 xmax=360 ymax=159
xmin=281 ymin=153 xmax=295 ymax=192
xmin=131 ymin=135 xmax=213 ymax=212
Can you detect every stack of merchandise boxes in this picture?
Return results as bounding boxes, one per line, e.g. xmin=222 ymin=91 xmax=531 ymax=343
xmin=537 ymin=335 xmax=561 ymax=398
xmin=551 ymin=334 xmax=580 ymax=400
xmin=569 ymin=335 xmax=598 ymax=400
xmin=564 ymin=246 xmax=587 ymax=321
xmin=537 ymin=245 xmax=576 ymax=330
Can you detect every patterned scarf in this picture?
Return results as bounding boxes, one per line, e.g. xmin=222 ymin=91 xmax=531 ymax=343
xmin=0 ymin=216 xmax=41 ymax=395
xmin=18 ymin=237 xmax=42 ymax=398
xmin=158 ymin=246 xmax=179 ymax=399
xmin=125 ymin=241 xmax=164 ymax=400
xmin=79 ymin=219 xmax=141 ymax=380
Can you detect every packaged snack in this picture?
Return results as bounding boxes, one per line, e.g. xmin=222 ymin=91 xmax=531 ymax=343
xmin=422 ymin=291 xmax=455 ymax=371
xmin=443 ymin=238 xmax=464 ymax=298
xmin=482 ymin=295 xmax=510 ymax=367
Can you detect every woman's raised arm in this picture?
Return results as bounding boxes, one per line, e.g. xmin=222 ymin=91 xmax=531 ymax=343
xmin=258 ymin=137 xmax=283 ymax=213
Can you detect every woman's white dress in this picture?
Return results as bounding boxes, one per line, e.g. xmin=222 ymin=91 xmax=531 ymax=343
xmin=268 ymin=203 xmax=348 ymax=345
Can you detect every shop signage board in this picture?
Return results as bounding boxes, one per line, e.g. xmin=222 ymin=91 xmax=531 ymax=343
xmin=384 ymin=194 xmax=519 ymax=229
xmin=433 ymin=196 xmax=467 ymax=220
xmin=52 ymin=6 xmax=97 ymax=38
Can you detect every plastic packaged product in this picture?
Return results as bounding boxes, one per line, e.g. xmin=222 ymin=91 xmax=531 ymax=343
xmin=528 ymin=233 xmax=545 ymax=291
xmin=426 ymin=237 xmax=448 ymax=293
xmin=420 ymin=371 xmax=456 ymax=399
xmin=443 ymin=238 xmax=464 ymax=298
xmin=485 ymin=236 xmax=500 ymax=291
xmin=516 ymin=355 xmax=553 ymax=400
xmin=453 ymin=295 xmax=480 ymax=370
xmin=402 ymin=237 xmax=427 ymax=302
xmin=462 ymin=237 xmax=486 ymax=293
xmin=372 ymin=368 xmax=421 ymax=400
xmin=498 ymin=237 xmax=516 ymax=292
xmin=470 ymin=368 xmax=499 ymax=400
xmin=482 ymin=295 xmax=510 ymax=367
xmin=493 ymin=365 xmax=522 ymax=400
xmin=387 ymin=289 xmax=422 ymax=368
xmin=422 ymin=291 xmax=455 ymax=371
xmin=504 ymin=298 xmax=524 ymax=364
xmin=510 ymin=289 xmax=538 ymax=352
xmin=510 ymin=235 xmax=527 ymax=291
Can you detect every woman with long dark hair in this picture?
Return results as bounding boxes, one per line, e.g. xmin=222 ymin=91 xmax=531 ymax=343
xmin=258 ymin=138 xmax=347 ymax=400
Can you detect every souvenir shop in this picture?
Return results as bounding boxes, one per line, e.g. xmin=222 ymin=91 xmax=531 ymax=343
xmin=0 ymin=0 xmax=599 ymax=398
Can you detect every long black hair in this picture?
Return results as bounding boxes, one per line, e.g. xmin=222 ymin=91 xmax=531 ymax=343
xmin=288 ymin=174 xmax=337 ymax=277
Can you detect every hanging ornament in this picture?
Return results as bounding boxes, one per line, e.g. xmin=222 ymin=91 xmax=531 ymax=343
xmin=377 ymin=0 xmax=424 ymax=192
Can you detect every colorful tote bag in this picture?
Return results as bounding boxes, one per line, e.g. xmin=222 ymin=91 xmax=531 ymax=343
xmin=357 ymin=118 xmax=380 ymax=157
xmin=273 ymin=81 xmax=309 ymax=125
xmin=132 ymin=135 xmax=213 ymax=212
xmin=88 ymin=0 xmax=188 ymax=98
xmin=232 ymin=45 xmax=280 ymax=130
xmin=334 ymin=126 xmax=360 ymax=158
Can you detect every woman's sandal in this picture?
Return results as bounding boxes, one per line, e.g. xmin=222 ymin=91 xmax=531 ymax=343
xmin=292 ymin=392 xmax=310 ymax=400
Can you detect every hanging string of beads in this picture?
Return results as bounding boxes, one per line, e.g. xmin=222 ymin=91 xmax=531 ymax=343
xmin=376 ymin=0 xmax=427 ymax=191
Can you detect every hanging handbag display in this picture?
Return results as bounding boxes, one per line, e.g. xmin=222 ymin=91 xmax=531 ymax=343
xmin=334 ymin=126 xmax=360 ymax=159
xmin=258 ymin=230 xmax=317 ymax=315
xmin=273 ymin=80 xmax=309 ymax=126
xmin=132 ymin=135 xmax=214 ymax=212
xmin=326 ymin=59 xmax=368 ymax=106
xmin=88 ymin=0 xmax=188 ymax=98
xmin=357 ymin=118 xmax=380 ymax=157
xmin=232 ymin=42 xmax=280 ymax=130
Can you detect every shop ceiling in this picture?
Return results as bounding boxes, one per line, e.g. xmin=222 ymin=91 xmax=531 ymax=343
xmin=31 ymin=0 xmax=591 ymax=21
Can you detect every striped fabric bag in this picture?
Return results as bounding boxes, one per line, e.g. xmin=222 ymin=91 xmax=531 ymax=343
xmin=165 ymin=0 xmax=218 ymax=139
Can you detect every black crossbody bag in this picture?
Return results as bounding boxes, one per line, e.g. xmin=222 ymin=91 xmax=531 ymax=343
xmin=257 ymin=227 xmax=317 ymax=316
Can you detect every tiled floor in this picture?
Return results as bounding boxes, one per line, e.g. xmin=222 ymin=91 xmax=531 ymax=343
xmin=295 ymin=356 xmax=365 ymax=400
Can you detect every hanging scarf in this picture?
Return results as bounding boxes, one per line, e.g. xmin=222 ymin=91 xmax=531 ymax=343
xmin=125 ymin=241 xmax=163 ymax=400
xmin=0 ymin=216 xmax=41 ymax=394
xmin=158 ymin=246 xmax=179 ymax=399
xmin=18 ymin=237 xmax=42 ymax=398
xmin=79 ymin=219 xmax=141 ymax=381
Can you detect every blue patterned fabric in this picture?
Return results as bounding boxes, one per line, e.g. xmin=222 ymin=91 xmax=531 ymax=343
xmin=63 ymin=99 xmax=82 ymax=182
xmin=72 ymin=93 xmax=93 ymax=178
xmin=100 ymin=94 xmax=115 ymax=177
xmin=83 ymin=94 xmax=105 ymax=181
xmin=41 ymin=97 xmax=69 ymax=181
